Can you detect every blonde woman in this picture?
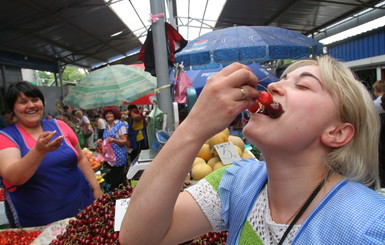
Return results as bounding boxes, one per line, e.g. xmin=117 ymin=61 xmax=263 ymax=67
xmin=120 ymin=56 xmax=385 ymax=244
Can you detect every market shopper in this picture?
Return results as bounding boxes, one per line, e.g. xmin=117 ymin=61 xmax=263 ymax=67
xmin=372 ymin=79 xmax=385 ymax=114
xmin=96 ymin=113 xmax=107 ymax=140
xmin=119 ymin=56 xmax=385 ymax=245
xmin=127 ymin=105 xmax=148 ymax=161
xmin=0 ymin=111 xmax=15 ymax=129
xmin=74 ymin=110 xmax=94 ymax=148
xmin=0 ymin=81 xmax=103 ymax=228
xmin=96 ymin=106 xmax=129 ymax=190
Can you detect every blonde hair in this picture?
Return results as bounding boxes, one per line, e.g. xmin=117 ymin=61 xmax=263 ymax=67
xmin=283 ymin=56 xmax=380 ymax=189
xmin=74 ymin=110 xmax=83 ymax=117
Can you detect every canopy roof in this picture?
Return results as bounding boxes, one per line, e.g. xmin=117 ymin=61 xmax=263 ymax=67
xmin=0 ymin=0 xmax=383 ymax=72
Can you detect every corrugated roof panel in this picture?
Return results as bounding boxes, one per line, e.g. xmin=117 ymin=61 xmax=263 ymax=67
xmin=327 ymin=26 xmax=385 ymax=62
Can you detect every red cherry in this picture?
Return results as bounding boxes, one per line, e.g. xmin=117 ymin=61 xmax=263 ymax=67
xmin=247 ymin=101 xmax=260 ymax=113
xmin=258 ymin=91 xmax=273 ymax=106
xmin=265 ymin=102 xmax=284 ymax=118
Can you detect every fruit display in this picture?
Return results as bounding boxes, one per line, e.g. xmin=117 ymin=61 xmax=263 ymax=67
xmin=247 ymin=86 xmax=284 ymax=118
xmin=0 ymin=229 xmax=41 ymax=245
xmin=82 ymin=148 xmax=102 ymax=170
xmin=181 ymin=231 xmax=228 ymax=245
xmin=191 ymin=129 xmax=255 ymax=181
xmin=49 ymin=186 xmax=134 ymax=245
xmin=0 ymin=188 xmax=4 ymax=202
xmin=46 ymin=183 xmax=226 ymax=245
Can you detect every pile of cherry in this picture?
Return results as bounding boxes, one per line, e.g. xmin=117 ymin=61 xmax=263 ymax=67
xmin=49 ymin=183 xmax=228 ymax=245
xmin=0 ymin=229 xmax=41 ymax=245
xmin=0 ymin=188 xmax=4 ymax=202
xmin=49 ymin=186 xmax=134 ymax=245
xmin=180 ymin=231 xmax=228 ymax=245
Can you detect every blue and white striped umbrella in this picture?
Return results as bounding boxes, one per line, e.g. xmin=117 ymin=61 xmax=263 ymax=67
xmin=63 ymin=64 xmax=156 ymax=109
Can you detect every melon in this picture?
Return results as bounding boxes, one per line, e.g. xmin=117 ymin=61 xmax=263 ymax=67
xmin=234 ymin=145 xmax=243 ymax=157
xmin=221 ymin=128 xmax=230 ymax=138
xmin=197 ymin=144 xmax=212 ymax=161
xmin=228 ymin=135 xmax=245 ymax=152
xmin=207 ymin=156 xmax=221 ymax=169
xmin=191 ymin=163 xmax=213 ymax=180
xmin=192 ymin=157 xmax=206 ymax=169
xmin=208 ymin=132 xmax=228 ymax=148
xmin=213 ymin=161 xmax=224 ymax=171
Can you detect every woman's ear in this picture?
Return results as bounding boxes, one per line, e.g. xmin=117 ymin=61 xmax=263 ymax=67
xmin=321 ymin=122 xmax=354 ymax=148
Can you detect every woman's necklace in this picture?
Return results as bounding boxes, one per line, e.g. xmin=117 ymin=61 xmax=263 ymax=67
xmin=268 ymin=180 xmax=325 ymax=245
xmin=281 ymin=201 xmax=305 ymax=225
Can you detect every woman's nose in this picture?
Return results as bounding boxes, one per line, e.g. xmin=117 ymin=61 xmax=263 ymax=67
xmin=26 ymin=100 xmax=36 ymax=107
xmin=267 ymin=80 xmax=285 ymax=96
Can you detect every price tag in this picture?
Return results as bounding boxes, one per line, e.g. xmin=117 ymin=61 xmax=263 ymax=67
xmin=114 ymin=198 xmax=130 ymax=231
xmin=214 ymin=141 xmax=241 ymax=165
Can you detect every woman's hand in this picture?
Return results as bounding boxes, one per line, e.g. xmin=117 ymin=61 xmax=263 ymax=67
xmin=93 ymin=188 xmax=104 ymax=199
xmin=107 ymin=137 xmax=114 ymax=143
xmin=184 ymin=63 xmax=260 ymax=139
xmin=35 ymin=131 xmax=63 ymax=154
xmin=96 ymin=139 xmax=103 ymax=147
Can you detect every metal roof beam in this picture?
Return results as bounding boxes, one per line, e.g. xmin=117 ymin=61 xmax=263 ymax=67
xmin=313 ymin=5 xmax=385 ymax=40
xmin=263 ymin=0 xmax=301 ymax=26
xmin=22 ymin=0 xmax=129 ymax=57
xmin=305 ymin=0 xmax=384 ymax=36
xmin=0 ymin=21 xmax=109 ymax=66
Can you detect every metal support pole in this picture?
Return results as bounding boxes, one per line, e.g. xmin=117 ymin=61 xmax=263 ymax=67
xmin=377 ymin=66 xmax=382 ymax=81
xmin=150 ymin=0 xmax=174 ymax=131
xmin=58 ymin=62 xmax=64 ymax=102
xmin=166 ymin=0 xmax=177 ymax=28
xmin=1 ymin=65 xmax=7 ymax=101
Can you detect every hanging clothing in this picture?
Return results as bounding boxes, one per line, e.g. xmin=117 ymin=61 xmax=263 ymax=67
xmin=139 ymin=23 xmax=188 ymax=76
xmin=146 ymin=105 xmax=164 ymax=149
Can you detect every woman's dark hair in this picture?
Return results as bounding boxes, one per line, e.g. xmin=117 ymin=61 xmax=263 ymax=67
xmin=5 ymin=81 xmax=45 ymax=112
xmin=127 ymin=104 xmax=138 ymax=111
xmin=102 ymin=106 xmax=121 ymax=119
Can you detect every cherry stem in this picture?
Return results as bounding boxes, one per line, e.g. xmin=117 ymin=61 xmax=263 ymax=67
xmin=256 ymin=83 xmax=268 ymax=91
xmin=259 ymin=75 xmax=272 ymax=82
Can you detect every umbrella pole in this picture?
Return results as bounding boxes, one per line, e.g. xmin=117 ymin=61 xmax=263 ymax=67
xmin=150 ymin=0 xmax=175 ymax=131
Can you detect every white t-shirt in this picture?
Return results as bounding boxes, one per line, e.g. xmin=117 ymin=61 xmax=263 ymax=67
xmin=186 ymin=179 xmax=300 ymax=245
xmin=98 ymin=118 xmax=107 ymax=130
xmin=374 ymin=96 xmax=385 ymax=114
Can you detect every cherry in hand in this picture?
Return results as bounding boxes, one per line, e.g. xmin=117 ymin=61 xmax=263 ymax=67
xmin=248 ymin=101 xmax=260 ymax=113
xmin=247 ymin=87 xmax=284 ymax=118
xmin=258 ymin=92 xmax=273 ymax=106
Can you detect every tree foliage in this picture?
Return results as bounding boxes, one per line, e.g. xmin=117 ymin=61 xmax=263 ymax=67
xmin=62 ymin=66 xmax=86 ymax=82
xmin=37 ymin=66 xmax=86 ymax=86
